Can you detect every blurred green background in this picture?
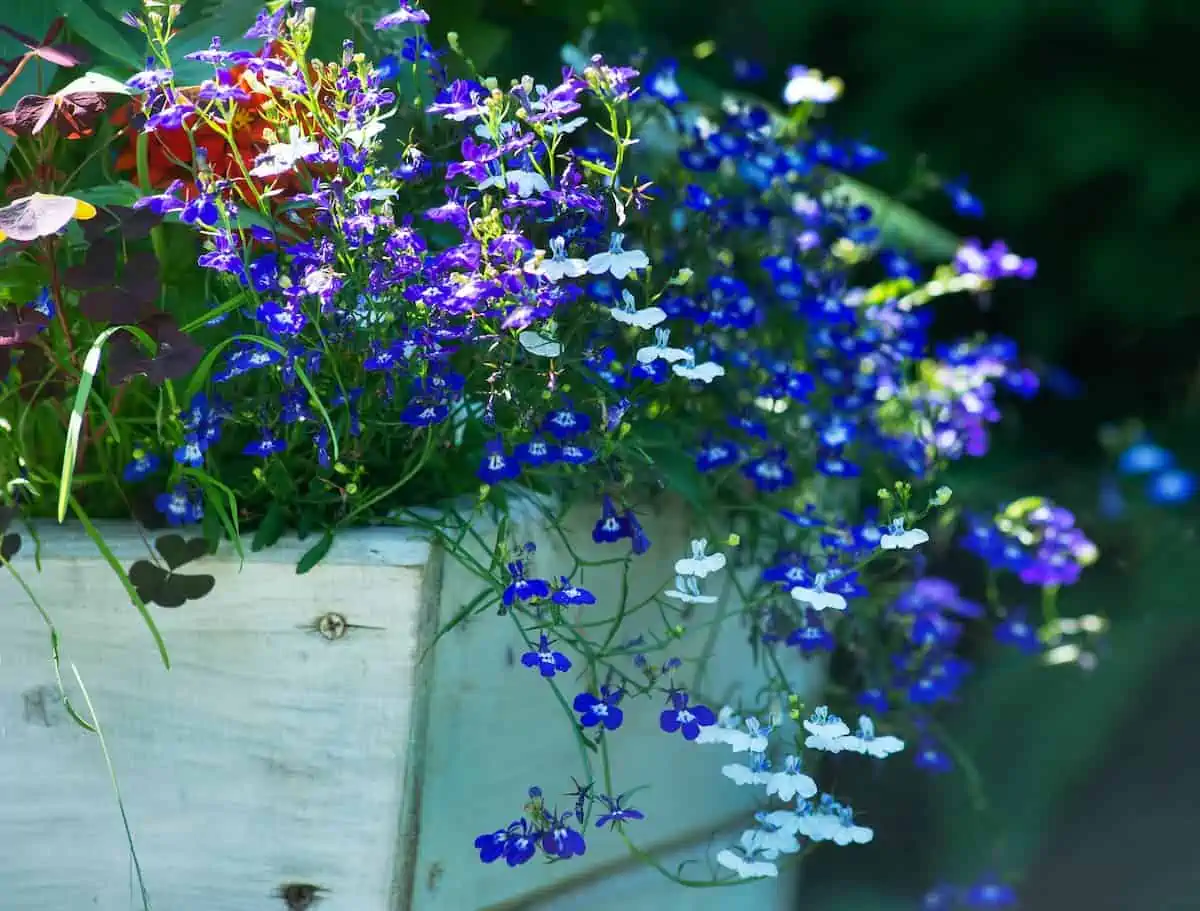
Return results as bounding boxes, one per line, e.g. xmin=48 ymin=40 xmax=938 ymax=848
xmin=20 ymin=0 xmax=1200 ymax=905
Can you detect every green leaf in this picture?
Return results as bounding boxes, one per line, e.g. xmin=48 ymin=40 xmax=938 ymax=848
xmin=60 ymin=0 xmax=142 ymax=68
xmin=73 ymin=182 xmax=142 ymax=209
xmin=182 ymin=468 xmax=244 ymax=565
xmin=251 ymin=501 xmax=286 ymax=552
xmin=58 ymin=325 xmax=158 ymax=523
xmin=69 ymin=497 xmax=170 ymax=669
xmin=833 ymin=174 xmax=960 ymax=260
xmin=296 ymin=530 xmax=333 ymax=575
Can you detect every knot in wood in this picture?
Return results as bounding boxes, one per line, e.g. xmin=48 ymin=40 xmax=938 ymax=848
xmin=317 ymin=612 xmax=348 ymax=640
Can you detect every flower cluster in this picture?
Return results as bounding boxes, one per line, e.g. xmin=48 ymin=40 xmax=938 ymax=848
xmin=0 ymin=0 xmax=1100 ymax=896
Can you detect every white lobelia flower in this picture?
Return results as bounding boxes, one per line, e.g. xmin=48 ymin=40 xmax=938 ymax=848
xmin=803 ymin=706 xmax=851 ymax=752
xmin=748 ymin=813 xmax=803 ymax=856
xmin=795 ymin=796 xmax=844 ymax=842
xmin=610 ymin=289 xmax=667 ymax=330
xmin=249 ymin=136 xmax=321 ymax=178
xmin=587 ymin=231 xmax=650 ymax=279
xmin=478 ymin=168 xmax=550 ymax=198
xmin=672 ymin=349 xmax=726 ymax=383
xmin=764 ymin=754 xmax=818 ymax=801
xmin=782 ymin=66 xmax=843 ymax=105
xmin=722 ymin=750 xmax=771 ymax=787
xmin=527 ymin=236 xmax=588 ymax=282
xmin=834 ymin=715 xmax=905 ymax=759
xmin=664 ymin=574 xmax=717 ymax=604
xmin=636 ymin=327 xmax=690 ymax=365
xmin=760 ymin=808 xmax=804 ymax=836
xmin=517 ymin=329 xmax=563 ymax=358
xmin=716 ymin=847 xmax=779 ymax=880
xmin=695 ymin=705 xmax=743 ymax=745
xmin=880 ymin=516 xmax=930 ymax=551
xmin=790 ymin=570 xmax=847 ymax=612
xmin=725 ymin=717 xmax=770 ymax=754
xmin=674 ymin=538 xmax=727 ymax=579
xmin=829 ymin=807 xmax=874 ymax=846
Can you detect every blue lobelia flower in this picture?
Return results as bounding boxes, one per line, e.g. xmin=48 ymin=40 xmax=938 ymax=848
xmin=659 ymin=689 xmax=716 ymax=740
xmin=521 ymin=634 xmax=571 ymax=678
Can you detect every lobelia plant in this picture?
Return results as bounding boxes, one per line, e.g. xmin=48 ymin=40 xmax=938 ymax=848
xmin=0 ymin=0 xmax=1100 ymax=898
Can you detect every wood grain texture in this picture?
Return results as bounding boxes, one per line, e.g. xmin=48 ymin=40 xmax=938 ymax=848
xmin=0 ymin=524 xmax=430 ymax=911
xmin=405 ymin=494 xmax=824 ymax=911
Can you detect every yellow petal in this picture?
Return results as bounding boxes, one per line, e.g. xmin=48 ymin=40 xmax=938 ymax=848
xmin=73 ymin=199 xmax=97 ymax=221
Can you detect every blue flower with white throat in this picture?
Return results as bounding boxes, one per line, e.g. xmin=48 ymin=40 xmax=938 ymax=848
xmin=881 ymin=516 xmax=929 ymax=551
xmin=803 ymin=706 xmax=851 ymax=752
xmin=527 ymin=236 xmax=587 ymax=282
xmin=790 ymin=570 xmax=848 ymax=612
xmin=587 ymin=232 xmax=650 ymax=279
xmin=659 ymin=690 xmax=716 ymax=740
xmin=834 ymin=715 xmax=905 ymax=758
xmin=764 ymin=754 xmax=818 ymax=801
xmin=636 ymin=327 xmax=690 ymax=365
xmin=672 ymin=349 xmax=726 ymax=383
xmin=674 ymin=538 xmax=727 ymax=579
xmin=521 ymin=633 xmax=571 ymax=678
xmin=609 ymin=289 xmax=666 ymax=330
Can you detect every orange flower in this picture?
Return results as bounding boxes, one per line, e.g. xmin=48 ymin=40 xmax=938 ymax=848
xmin=113 ymin=51 xmax=323 ymax=203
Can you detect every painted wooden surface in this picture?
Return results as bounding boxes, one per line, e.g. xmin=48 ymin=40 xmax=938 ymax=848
xmin=0 ymin=504 xmax=823 ymax=910
xmin=0 ymin=524 xmax=433 ymax=911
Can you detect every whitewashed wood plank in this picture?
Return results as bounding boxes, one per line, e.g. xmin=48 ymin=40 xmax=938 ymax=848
xmin=0 ymin=525 xmax=432 ymax=911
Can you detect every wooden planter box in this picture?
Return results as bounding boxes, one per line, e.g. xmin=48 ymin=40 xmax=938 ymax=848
xmin=0 ymin=501 xmax=823 ymax=910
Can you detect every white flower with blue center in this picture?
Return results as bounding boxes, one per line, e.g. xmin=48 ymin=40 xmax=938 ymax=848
xmin=672 ymin=349 xmax=726 ymax=383
xmin=834 ymin=715 xmax=905 ymax=759
xmin=743 ymin=816 xmax=802 ymax=857
xmin=880 ymin=516 xmax=930 ymax=551
xmin=715 ymin=845 xmax=778 ymax=880
xmin=609 ymin=289 xmax=666 ymax=329
xmin=782 ymin=65 xmax=843 ymax=105
xmin=829 ymin=806 xmax=874 ymax=846
xmin=674 ymin=538 xmax=727 ymax=579
xmin=587 ymin=231 xmax=650 ymax=279
xmin=764 ymin=754 xmax=818 ymax=801
xmin=803 ymin=706 xmax=851 ymax=752
xmin=249 ymin=136 xmax=321 ymax=178
xmin=695 ymin=705 xmax=742 ymax=745
xmin=722 ymin=750 xmax=771 ymax=787
xmin=790 ymin=571 xmax=848 ymax=612
xmin=528 ymin=236 xmax=588 ymax=282
xmin=636 ymin=327 xmax=690 ymax=365
xmin=725 ymin=717 xmax=770 ymax=754
xmin=664 ymin=574 xmax=717 ymax=604
xmin=478 ymin=168 xmax=550 ymax=198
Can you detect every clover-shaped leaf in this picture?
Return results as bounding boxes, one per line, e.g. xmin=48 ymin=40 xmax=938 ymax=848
xmin=1 ymin=532 xmax=21 ymax=561
xmin=127 ymin=534 xmax=215 ymax=608
xmin=154 ymin=533 xmax=210 ymax=570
